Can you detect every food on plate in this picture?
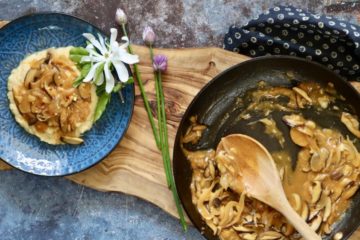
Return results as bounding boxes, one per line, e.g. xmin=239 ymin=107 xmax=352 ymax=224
xmin=181 ymin=81 xmax=359 ymax=239
xmin=8 ymin=47 xmax=98 ymax=144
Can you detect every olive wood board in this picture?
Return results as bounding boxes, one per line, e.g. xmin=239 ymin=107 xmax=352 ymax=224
xmin=1 ymin=20 xmax=360 ymax=239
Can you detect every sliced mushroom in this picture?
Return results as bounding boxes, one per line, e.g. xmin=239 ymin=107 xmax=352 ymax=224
xmin=310 ymin=148 xmax=328 ymax=172
xmin=44 ymin=84 xmax=57 ymax=98
xmin=61 ymin=136 xmax=84 ymax=144
xmin=296 ymin=93 xmax=305 ymax=108
xmin=296 ymin=125 xmax=313 ymax=137
xmin=78 ymin=83 xmax=92 ymax=100
xmin=308 ymin=209 xmax=320 ymax=221
xmin=341 ymin=112 xmax=360 ymax=138
xmin=283 ymin=114 xmax=305 ymax=127
xmin=323 ymin=196 xmax=332 ymax=222
xmin=259 ymin=231 xmax=283 ymax=240
xmin=241 ymin=233 xmax=257 ymax=240
xmin=293 ymin=87 xmax=312 ymax=103
xmin=290 ymin=128 xmax=309 ymax=147
xmin=339 ymin=177 xmax=353 ymax=188
xmin=330 ymin=170 xmax=343 ymax=181
xmin=343 ymin=184 xmax=359 ymax=200
xmin=60 ymin=109 xmax=69 ymax=132
xmin=309 ymin=215 xmax=322 ymax=232
xmin=301 ymin=203 xmax=309 ymax=221
xmin=310 ymin=181 xmax=322 ymax=204
xmin=305 ymin=120 xmax=316 ymax=130
xmin=24 ymin=68 xmax=39 ymax=89
xmin=232 ymin=225 xmax=254 ymax=233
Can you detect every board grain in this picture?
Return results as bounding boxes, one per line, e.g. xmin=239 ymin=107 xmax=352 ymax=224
xmin=1 ymin=20 xmax=360 ymax=239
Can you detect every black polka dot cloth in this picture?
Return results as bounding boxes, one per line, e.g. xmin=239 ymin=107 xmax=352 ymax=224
xmin=224 ymin=6 xmax=360 ymax=81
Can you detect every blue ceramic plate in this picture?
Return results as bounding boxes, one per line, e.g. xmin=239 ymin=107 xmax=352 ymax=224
xmin=0 ymin=13 xmax=134 ymax=176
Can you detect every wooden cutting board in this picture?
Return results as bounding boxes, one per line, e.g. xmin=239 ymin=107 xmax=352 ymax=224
xmin=1 ymin=20 xmax=360 ymax=238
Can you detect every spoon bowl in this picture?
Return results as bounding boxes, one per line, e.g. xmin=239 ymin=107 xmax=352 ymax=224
xmin=216 ymin=134 xmax=321 ymax=240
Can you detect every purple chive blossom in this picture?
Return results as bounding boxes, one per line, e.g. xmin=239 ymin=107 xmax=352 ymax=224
xmin=142 ymin=26 xmax=156 ymax=46
xmin=115 ymin=8 xmax=127 ymax=25
xmin=153 ymin=54 xmax=168 ymax=72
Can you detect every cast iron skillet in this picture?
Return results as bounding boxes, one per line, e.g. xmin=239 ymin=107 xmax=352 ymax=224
xmin=173 ymin=56 xmax=360 ymax=240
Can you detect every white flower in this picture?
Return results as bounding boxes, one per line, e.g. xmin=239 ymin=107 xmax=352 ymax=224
xmin=81 ymin=28 xmax=139 ymax=93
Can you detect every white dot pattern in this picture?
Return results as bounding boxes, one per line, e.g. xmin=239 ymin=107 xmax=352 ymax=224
xmin=224 ymin=5 xmax=360 ymax=81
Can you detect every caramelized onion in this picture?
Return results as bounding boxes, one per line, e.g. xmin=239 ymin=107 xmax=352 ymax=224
xmin=12 ymin=49 xmax=93 ymax=144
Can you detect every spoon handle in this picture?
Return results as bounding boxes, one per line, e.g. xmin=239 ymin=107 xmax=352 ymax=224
xmin=278 ymin=201 xmax=322 ymax=240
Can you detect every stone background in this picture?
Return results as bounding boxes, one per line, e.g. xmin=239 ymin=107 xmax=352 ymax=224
xmin=0 ymin=0 xmax=359 ymax=239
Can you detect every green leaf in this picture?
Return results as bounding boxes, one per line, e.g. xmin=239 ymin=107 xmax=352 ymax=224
xmin=70 ymin=47 xmax=89 ymax=64
xmin=72 ymin=63 xmax=91 ymax=88
xmin=94 ymin=63 xmax=105 ymax=85
xmin=96 ymin=82 xmax=106 ymax=96
xmin=80 ymin=63 xmax=91 ymax=76
xmin=94 ymin=93 xmax=111 ymax=122
xmin=70 ymin=47 xmax=89 ymax=56
xmin=72 ymin=76 xmax=84 ymax=88
xmin=113 ymin=83 xmax=123 ymax=93
xmin=69 ymin=54 xmax=83 ymax=64
xmin=109 ymin=63 xmax=115 ymax=71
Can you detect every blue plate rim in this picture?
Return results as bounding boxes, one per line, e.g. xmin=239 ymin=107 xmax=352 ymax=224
xmin=0 ymin=12 xmax=135 ymax=177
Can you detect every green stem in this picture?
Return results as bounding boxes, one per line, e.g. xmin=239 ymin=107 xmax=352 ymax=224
xmin=157 ymin=71 xmax=172 ymax=187
xmin=149 ymin=45 xmax=155 ymax=60
xmin=158 ymin=72 xmax=188 ymax=231
xmin=121 ymin=24 xmax=160 ymax=148
xmin=150 ymin=45 xmax=171 ymax=188
xmin=154 ymin=72 xmax=171 ymax=186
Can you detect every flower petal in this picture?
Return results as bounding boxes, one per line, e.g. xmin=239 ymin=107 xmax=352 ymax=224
xmin=117 ymin=51 xmax=139 ymax=64
xmin=83 ymin=33 xmax=107 ymax=55
xmin=110 ymin=28 xmax=118 ymax=49
xmin=97 ymin=33 xmax=107 ymax=52
xmin=119 ymin=36 xmax=129 ymax=49
xmin=112 ymin=60 xmax=129 ymax=82
xmin=104 ymin=61 xmax=115 ymax=93
xmin=81 ymin=55 xmax=104 ymax=63
xmin=85 ymin=45 xmax=102 ymax=58
xmin=83 ymin=62 xmax=103 ymax=82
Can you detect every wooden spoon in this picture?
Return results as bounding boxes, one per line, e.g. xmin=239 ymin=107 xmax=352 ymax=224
xmin=216 ymin=134 xmax=321 ymax=240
